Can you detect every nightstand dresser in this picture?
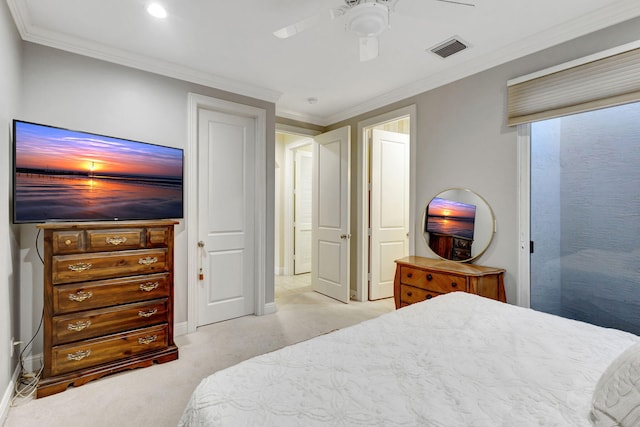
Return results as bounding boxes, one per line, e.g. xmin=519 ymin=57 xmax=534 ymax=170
xmin=394 ymin=256 xmax=506 ymax=309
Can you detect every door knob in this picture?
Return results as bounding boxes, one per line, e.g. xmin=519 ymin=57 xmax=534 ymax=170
xmin=198 ymin=241 xmax=205 ymax=248
xmin=340 ymin=234 xmax=351 ymax=240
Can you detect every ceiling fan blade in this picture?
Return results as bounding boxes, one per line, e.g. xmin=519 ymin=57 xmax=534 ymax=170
xmin=273 ymin=14 xmax=325 ymax=39
xmin=330 ymin=5 xmax=349 ymax=20
xmin=273 ymin=7 xmax=346 ymax=39
xmin=359 ymin=36 xmax=379 ymax=62
xmin=434 ymin=0 xmax=475 ymax=6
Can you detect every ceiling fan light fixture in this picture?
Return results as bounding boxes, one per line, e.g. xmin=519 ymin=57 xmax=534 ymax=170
xmin=345 ymin=3 xmax=389 ymax=37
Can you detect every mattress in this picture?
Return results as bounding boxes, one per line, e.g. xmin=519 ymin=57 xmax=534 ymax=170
xmin=179 ymin=292 xmax=639 ymax=426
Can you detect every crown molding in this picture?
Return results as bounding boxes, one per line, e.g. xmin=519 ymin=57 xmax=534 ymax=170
xmin=325 ymin=0 xmax=640 ymax=125
xmin=7 ymin=0 xmax=640 ymax=126
xmin=275 ymin=107 xmax=328 ymax=127
xmin=6 ymin=0 xmax=282 ymax=104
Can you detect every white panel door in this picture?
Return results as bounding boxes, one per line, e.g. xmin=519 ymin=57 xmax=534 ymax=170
xmin=294 ymin=149 xmax=312 ymax=274
xmin=197 ymin=108 xmax=255 ymax=325
xmin=369 ymin=129 xmax=410 ymax=300
xmin=312 ymin=126 xmax=351 ymax=303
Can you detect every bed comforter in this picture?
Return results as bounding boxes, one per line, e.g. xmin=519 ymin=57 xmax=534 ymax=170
xmin=179 ymin=292 xmax=639 ymax=426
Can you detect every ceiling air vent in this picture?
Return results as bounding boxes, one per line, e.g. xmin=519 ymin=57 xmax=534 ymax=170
xmin=430 ymin=37 xmax=468 ymax=59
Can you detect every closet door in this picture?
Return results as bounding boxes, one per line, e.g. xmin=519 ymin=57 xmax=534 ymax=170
xmin=311 ymin=126 xmax=351 ymax=303
xmin=197 ymin=108 xmax=256 ymax=325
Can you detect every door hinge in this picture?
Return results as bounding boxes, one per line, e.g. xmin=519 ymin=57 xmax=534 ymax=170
xmin=530 ymin=241 xmax=534 ymax=254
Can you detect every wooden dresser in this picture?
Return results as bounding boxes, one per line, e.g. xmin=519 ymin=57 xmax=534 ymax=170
xmin=394 ymin=256 xmax=506 ymax=309
xmin=36 ymin=220 xmax=179 ymax=398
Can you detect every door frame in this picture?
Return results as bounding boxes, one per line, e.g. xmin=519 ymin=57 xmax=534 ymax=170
xmin=278 ymin=124 xmax=320 ymax=276
xmin=356 ymin=105 xmax=417 ymax=301
xmin=186 ymin=93 xmax=269 ymax=334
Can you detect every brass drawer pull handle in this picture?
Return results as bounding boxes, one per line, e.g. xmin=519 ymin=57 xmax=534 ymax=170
xmin=451 ymin=282 xmax=458 ymax=288
xmin=406 ymin=291 xmax=413 ymax=297
xmin=67 ymin=350 xmax=91 ymax=361
xmin=67 ymin=320 xmax=92 ymax=332
xmin=138 ymin=257 xmax=158 ymax=265
xmin=64 ymin=239 xmax=72 ymax=246
xmin=68 ymin=262 xmax=92 ymax=272
xmin=106 ymin=236 xmax=127 ymax=246
xmin=138 ymin=308 xmax=158 ymax=318
xmin=69 ymin=291 xmax=93 ymax=302
xmin=407 ymin=273 xmax=413 ymax=278
xmin=426 ymin=274 xmax=433 ymax=281
xmin=139 ymin=282 xmax=159 ymax=292
xmin=138 ymin=335 xmax=158 ymax=345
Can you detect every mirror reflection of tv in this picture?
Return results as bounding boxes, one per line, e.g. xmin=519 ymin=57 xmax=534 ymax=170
xmin=12 ymin=120 xmax=184 ymax=224
xmin=425 ymin=197 xmax=476 ymax=240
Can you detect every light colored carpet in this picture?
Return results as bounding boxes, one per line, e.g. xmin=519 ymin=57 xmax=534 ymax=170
xmin=4 ymin=275 xmax=394 ymax=427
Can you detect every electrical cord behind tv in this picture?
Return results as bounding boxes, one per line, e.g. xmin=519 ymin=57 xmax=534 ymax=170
xmin=11 ymin=228 xmax=45 ymax=404
xmin=35 ymin=227 xmax=44 ymax=264
xmin=12 ymin=311 xmax=43 ymax=404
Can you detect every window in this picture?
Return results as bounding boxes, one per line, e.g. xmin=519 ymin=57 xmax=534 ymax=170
xmin=529 ymin=102 xmax=640 ymax=334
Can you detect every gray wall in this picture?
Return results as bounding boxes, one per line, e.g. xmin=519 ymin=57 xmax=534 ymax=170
xmin=15 ymin=43 xmax=276 ymax=354
xmin=3 ymin=0 xmax=640 ymax=412
xmin=328 ymin=15 xmax=640 ymax=303
xmin=0 ymin=0 xmax=22 ymax=416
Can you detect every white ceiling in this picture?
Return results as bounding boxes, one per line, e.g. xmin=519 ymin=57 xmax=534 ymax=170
xmin=7 ymin=0 xmax=640 ymax=126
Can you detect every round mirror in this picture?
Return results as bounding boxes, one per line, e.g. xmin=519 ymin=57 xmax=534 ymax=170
xmin=422 ymin=188 xmax=495 ymax=263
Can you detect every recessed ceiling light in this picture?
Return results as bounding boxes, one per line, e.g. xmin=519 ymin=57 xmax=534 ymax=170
xmin=147 ymin=3 xmax=167 ymax=19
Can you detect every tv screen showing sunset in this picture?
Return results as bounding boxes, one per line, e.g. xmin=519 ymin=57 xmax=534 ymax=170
xmin=13 ymin=120 xmax=183 ymax=223
xmin=425 ymin=197 xmax=476 ymax=239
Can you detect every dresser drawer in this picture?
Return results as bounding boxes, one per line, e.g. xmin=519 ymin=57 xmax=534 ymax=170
xmin=147 ymin=227 xmax=171 ymax=248
xmin=86 ymin=229 xmax=146 ymax=251
xmin=51 ymin=325 xmax=169 ymax=376
xmin=399 ymin=284 xmax=441 ymax=305
xmin=400 ymin=266 xmax=465 ymax=293
xmin=53 ymin=273 xmax=171 ymax=314
xmin=52 ymin=231 xmax=85 ymax=255
xmin=52 ymin=299 xmax=168 ymax=345
xmin=453 ymin=237 xmax=472 ymax=250
xmin=52 ymin=249 xmax=168 ymax=284
xmin=452 ymin=247 xmax=471 ymax=260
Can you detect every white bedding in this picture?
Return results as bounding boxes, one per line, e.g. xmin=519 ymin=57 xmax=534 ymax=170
xmin=179 ymin=292 xmax=640 ymax=426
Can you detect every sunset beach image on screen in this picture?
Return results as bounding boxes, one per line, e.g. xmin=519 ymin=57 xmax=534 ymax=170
xmin=425 ymin=197 xmax=476 ymax=240
xmin=13 ymin=120 xmax=184 ymax=223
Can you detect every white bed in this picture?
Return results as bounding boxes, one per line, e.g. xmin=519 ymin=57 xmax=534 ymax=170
xmin=179 ymin=292 xmax=640 ymax=426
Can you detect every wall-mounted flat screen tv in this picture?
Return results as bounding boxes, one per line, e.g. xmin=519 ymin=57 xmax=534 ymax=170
xmin=425 ymin=197 xmax=476 ymax=240
xmin=12 ymin=120 xmax=184 ymax=224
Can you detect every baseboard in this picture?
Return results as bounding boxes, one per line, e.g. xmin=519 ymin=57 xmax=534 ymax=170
xmin=0 ymin=361 xmax=22 ymax=425
xmin=263 ymin=302 xmax=277 ymax=315
xmin=174 ymin=321 xmax=188 ymax=337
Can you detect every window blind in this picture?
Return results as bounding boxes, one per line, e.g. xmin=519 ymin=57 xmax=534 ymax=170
xmin=507 ymin=45 xmax=640 ymax=126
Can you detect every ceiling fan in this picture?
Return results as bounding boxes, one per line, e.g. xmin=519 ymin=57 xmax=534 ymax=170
xmin=273 ymin=0 xmax=475 ymax=62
